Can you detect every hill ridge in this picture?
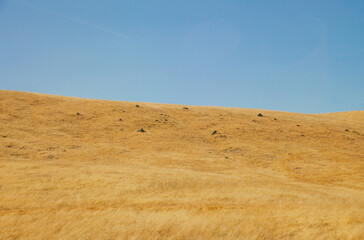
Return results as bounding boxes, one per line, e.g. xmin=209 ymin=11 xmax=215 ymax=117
xmin=0 ymin=90 xmax=364 ymax=239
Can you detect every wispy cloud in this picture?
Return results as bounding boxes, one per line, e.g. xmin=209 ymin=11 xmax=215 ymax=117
xmin=10 ymin=0 xmax=130 ymax=39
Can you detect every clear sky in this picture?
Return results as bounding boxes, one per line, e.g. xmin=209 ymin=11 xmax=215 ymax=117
xmin=1 ymin=0 xmax=363 ymax=113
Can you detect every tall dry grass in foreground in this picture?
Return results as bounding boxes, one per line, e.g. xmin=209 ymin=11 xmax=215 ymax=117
xmin=1 ymin=90 xmax=364 ymax=239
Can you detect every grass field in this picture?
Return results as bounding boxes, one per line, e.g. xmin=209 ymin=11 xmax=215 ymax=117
xmin=1 ymin=90 xmax=364 ymax=239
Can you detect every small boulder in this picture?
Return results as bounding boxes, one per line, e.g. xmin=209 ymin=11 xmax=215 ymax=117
xmin=257 ymin=113 xmax=263 ymax=117
xmin=119 ymin=118 xmax=123 ymax=121
xmin=345 ymin=129 xmax=349 ymax=132
xmin=137 ymin=128 xmax=145 ymax=133
xmin=76 ymin=112 xmax=81 ymax=115
xmin=211 ymin=130 xmax=217 ymax=135
xmin=183 ymin=107 xmax=189 ymax=110
xmin=135 ymin=105 xmax=140 ymax=108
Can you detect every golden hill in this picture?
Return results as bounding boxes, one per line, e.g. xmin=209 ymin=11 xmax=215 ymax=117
xmin=1 ymin=90 xmax=364 ymax=239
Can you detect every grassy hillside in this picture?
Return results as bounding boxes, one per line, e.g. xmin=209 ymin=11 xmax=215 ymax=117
xmin=1 ymin=90 xmax=364 ymax=239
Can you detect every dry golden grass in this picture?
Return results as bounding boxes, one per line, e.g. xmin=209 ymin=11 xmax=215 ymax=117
xmin=1 ymin=90 xmax=364 ymax=239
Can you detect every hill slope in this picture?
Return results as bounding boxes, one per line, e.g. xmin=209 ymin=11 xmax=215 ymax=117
xmin=1 ymin=90 xmax=364 ymax=239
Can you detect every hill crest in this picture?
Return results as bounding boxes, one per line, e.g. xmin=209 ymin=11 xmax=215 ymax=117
xmin=1 ymin=90 xmax=364 ymax=239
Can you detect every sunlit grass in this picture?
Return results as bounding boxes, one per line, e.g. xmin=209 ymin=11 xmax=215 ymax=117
xmin=0 ymin=90 xmax=363 ymax=239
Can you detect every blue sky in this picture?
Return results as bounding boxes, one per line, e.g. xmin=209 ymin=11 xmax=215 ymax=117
xmin=1 ymin=0 xmax=363 ymax=113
